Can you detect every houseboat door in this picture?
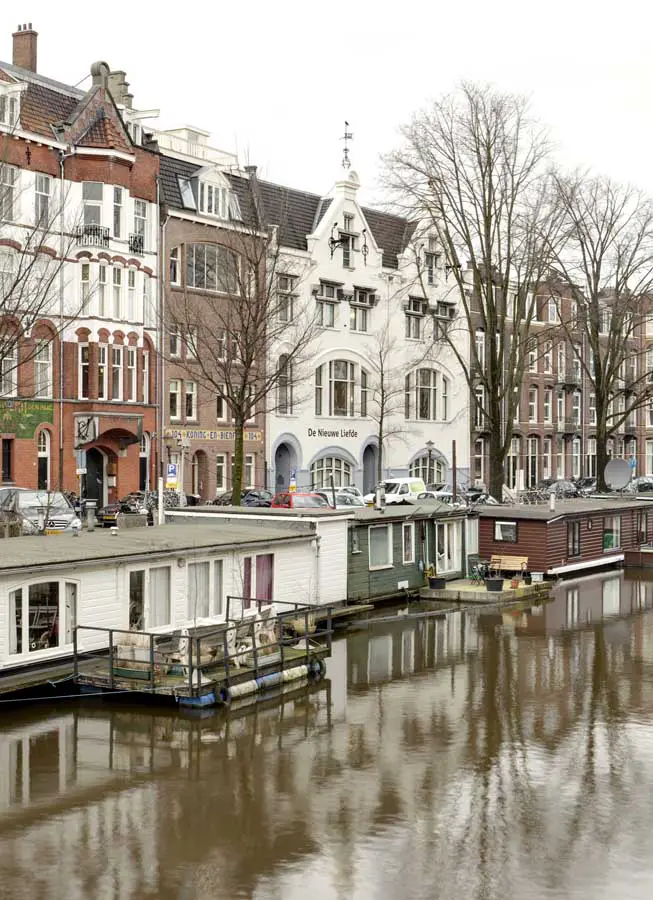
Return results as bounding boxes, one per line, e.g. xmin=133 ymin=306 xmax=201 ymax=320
xmin=85 ymin=448 xmax=106 ymax=507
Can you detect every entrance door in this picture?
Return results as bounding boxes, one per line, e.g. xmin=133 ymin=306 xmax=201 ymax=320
xmin=86 ymin=448 xmax=105 ymax=505
xmin=274 ymin=443 xmax=294 ymax=492
xmin=363 ymin=445 xmax=378 ymax=494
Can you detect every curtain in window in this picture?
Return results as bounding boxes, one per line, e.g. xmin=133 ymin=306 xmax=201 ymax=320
xmin=9 ymin=588 xmax=22 ymax=654
xmin=255 ymin=554 xmax=274 ymax=603
xmin=149 ymin=567 xmax=171 ymax=627
xmin=65 ymin=583 xmax=77 ymax=644
xmin=369 ymin=526 xmax=390 ymax=567
xmin=187 ymin=562 xmax=210 ymax=619
xmin=243 ymin=557 xmax=252 ymax=609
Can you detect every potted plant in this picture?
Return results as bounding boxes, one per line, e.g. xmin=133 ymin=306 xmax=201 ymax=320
xmin=485 ymin=576 xmax=504 ymax=592
xmin=510 ymin=576 xmax=520 ymax=589
xmin=425 ymin=565 xmax=446 ymax=590
xmin=522 ymin=571 xmax=532 ymax=585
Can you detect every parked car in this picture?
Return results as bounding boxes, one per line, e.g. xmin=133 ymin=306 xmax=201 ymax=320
xmin=536 ymin=478 xmax=580 ymax=498
xmin=363 ymin=478 xmax=427 ymax=506
xmin=574 ymin=477 xmax=597 ymax=496
xmin=316 ymin=490 xmax=366 ymax=509
xmin=270 ymin=492 xmax=330 ymax=509
xmin=241 ymin=489 xmax=273 ymax=507
xmin=624 ymin=475 xmax=653 ymax=494
xmin=0 ymin=488 xmax=82 ymax=535
xmin=337 ymin=486 xmax=364 ymax=500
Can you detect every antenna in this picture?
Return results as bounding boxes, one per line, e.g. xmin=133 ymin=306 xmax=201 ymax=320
xmin=604 ymin=458 xmax=631 ymax=492
xmin=341 ymin=120 xmax=353 ymax=169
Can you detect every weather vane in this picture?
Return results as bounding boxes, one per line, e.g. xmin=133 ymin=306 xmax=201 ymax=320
xmin=341 ymin=121 xmax=353 ymax=169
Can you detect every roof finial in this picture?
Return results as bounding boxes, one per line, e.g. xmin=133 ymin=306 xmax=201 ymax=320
xmin=341 ymin=120 xmax=352 ymax=170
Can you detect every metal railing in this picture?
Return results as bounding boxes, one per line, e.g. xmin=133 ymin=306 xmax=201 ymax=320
xmin=74 ymin=224 xmax=110 ymax=247
xmin=128 ymin=233 xmax=145 ymax=254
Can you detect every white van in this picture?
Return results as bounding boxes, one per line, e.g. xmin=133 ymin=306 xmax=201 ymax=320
xmin=363 ymin=478 xmax=427 ymax=506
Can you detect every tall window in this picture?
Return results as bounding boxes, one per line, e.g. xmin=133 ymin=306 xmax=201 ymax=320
xmin=527 ymin=339 xmax=537 ymax=373
xmin=133 ymin=199 xmax=147 ymax=245
xmin=543 ymin=341 xmax=552 ymax=374
xmin=572 ymin=437 xmax=581 ymax=478
xmin=405 ymin=311 xmax=422 ymax=339
xmin=244 ymin=454 xmax=255 ymax=488
xmin=112 ymin=346 xmax=123 ymax=400
xmin=557 ymin=343 xmax=565 ymax=377
xmin=127 ymin=270 xmax=136 ymax=320
xmin=315 ymin=365 xmax=323 ymax=415
xmin=567 ymin=520 xmax=581 ymax=557
xmin=142 ymin=350 xmax=150 ymax=403
xmin=37 ymin=429 xmax=50 ymax=490
xmin=82 ymin=182 xmax=103 ymax=226
xmin=80 ymin=263 xmax=91 ymax=313
xmin=98 ymin=344 xmax=107 ymax=400
xmin=98 ymin=264 xmax=107 ymax=316
xmin=1 ymin=438 xmax=13 ymax=482
xmin=170 ymin=247 xmax=179 ymax=284
xmin=586 ymin=437 xmax=597 ymax=477
xmin=475 ymin=329 xmax=485 ymax=370
xmin=148 ymin=566 xmax=171 ymax=627
xmin=474 ymin=386 xmax=485 ymax=429
xmin=556 ymin=437 xmax=565 ymax=478
xmin=216 ymin=387 xmax=227 ymax=421
xmin=310 ymin=456 xmax=352 ymax=488
xmin=0 ymin=344 xmax=17 ymax=396
xmin=329 ymin=360 xmax=355 ymax=417
xmin=589 ymin=394 xmax=597 ymax=426
xmin=79 ymin=344 xmax=89 ymax=399
xmin=113 ymin=187 xmax=122 ymax=238
xmin=350 ymin=304 xmax=369 ymax=332
xmin=186 ymin=243 xmax=239 ymax=294
xmin=0 ymin=164 xmax=17 ymax=221
xmin=169 ymin=379 xmax=180 ymax=419
xmin=603 ymin=516 xmax=621 ymax=550
xmin=34 ymin=340 xmax=52 ymax=398
xmin=436 ymin=521 xmax=460 ymax=573
xmin=360 ymin=369 xmax=370 ymax=417
xmin=528 ymin=387 xmax=538 ymax=423
xmin=405 ymin=369 xmax=448 ymax=421
xmin=170 ymin=324 xmax=181 ymax=358
xmin=35 ymin=174 xmax=50 ymax=226
xmin=424 ymin=249 xmax=437 ymax=285
xmin=278 ymin=274 xmax=297 ymax=322
xmin=473 ymin=439 xmax=485 ymax=484
xmin=526 ymin=436 xmax=539 ymax=487
xmin=557 ymin=390 xmax=565 ymax=422
xmin=506 ymin=437 xmax=520 ymax=490
xmin=572 ymin=391 xmax=581 ymax=425
xmin=112 ymin=267 xmax=122 ymax=318
xmin=216 ymin=453 xmax=226 ymax=492
xmin=278 ymin=354 xmax=293 ymax=414
xmin=543 ymin=437 xmax=552 ymax=479
xmin=543 ymin=388 xmax=552 ymax=423
xmin=185 ymin=381 xmax=197 ymax=420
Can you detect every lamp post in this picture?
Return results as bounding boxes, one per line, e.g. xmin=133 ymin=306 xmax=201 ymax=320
xmin=425 ymin=439 xmax=435 ymax=486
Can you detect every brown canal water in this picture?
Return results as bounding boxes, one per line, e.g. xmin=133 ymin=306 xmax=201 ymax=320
xmin=2 ymin=569 xmax=653 ymax=900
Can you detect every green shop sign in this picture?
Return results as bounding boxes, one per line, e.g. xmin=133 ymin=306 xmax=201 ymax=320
xmin=0 ymin=400 xmax=54 ymax=438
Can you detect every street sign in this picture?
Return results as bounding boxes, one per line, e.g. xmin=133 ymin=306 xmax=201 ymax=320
xmin=166 ymin=463 xmax=178 ymax=488
xmin=76 ymin=468 xmax=87 ymax=476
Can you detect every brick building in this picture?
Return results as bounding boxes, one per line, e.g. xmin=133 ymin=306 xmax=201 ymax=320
xmin=0 ymin=26 xmax=159 ymax=503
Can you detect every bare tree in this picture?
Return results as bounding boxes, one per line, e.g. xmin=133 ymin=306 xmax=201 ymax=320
xmin=385 ymin=83 xmax=562 ymax=499
xmin=167 ymin=225 xmax=317 ymax=504
xmin=546 ymin=173 xmax=653 ymax=489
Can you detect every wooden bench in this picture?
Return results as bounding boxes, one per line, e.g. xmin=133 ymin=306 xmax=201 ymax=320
xmin=489 ymin=554 xmax=529 ymax=575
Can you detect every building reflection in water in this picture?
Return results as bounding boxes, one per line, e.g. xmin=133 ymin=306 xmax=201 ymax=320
xmin=0 ymin=571 xmax=653 ymax=900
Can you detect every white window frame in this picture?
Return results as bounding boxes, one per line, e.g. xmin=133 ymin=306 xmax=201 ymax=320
xmin=216 ymin=453 xmax=227 ymax=492
xmin=0 ymin=343 xmax=17 ymax=396
xmin=34 ymin=340 xmax=53 ymax=399
xmin=169 ymin=379 xmax=181 ymax=421
xmin=0 ymin=164 xmax=17 ymax=222
xmin=112 ymin=266 xmax=122 ymax=318
xmin=368 ymin=524 xmax=393 ymax=570
xmin=82 ymin=181 xmax=103 ymax=227
xmin=127 ymin=347 xmax=137 ymax=401
xmin=78 ymin=344 xmax=89 ymax=400
xmin=494 ymin=520 xmax=517 ymax=542
xmin=112 ymin=345 xmax=123 ymax=400
xmin=142 ymin=350 xmax=150 ymax=403
xmin=185 ymin=381 xmax=197 ymax=421
xmin=186 ymin=558 xmax=224 ymax=620
xmin=35 ymin=173 xmax=51 ymax=227
xmin=127 ymin=269 xmax=136 ymax=320
xmin=128 ymin=565 xmax=172 ymax=631
xmin=98 ymin=264 xmax=107 ymax=317
xmin=113 ymin=186 xmax=122 ymax=238
xmin=7 ymin=578 xmax=80 ymax=658
xmin=97 ymin=343 xmax=107 ymax=401
xmin=402 ymin=522 xmax=415 ymax=565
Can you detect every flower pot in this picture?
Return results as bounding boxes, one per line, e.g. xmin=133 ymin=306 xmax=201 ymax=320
xmin=428 ymin=576 xmax=447 ymax=590
xmin=510 ymin=578 xmax=520 ymax=589
xmin=523 ymin=575 xmax=532 ymax=585
xmin=485 ymin=577 xmax=504 ymax=592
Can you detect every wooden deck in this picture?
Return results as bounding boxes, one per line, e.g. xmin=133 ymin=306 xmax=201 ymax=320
xmin=420 ymin=578 xmax=551 ymax=605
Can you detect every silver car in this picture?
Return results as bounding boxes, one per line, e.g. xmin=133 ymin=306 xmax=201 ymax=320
xmin=0 ymin=488 xmax=82 ymax=535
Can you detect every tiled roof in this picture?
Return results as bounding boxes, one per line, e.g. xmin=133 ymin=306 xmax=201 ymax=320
xmin=159 ymin=154 xmax=200 ymax=208
xmin=255 ymin=179 xmax=322 ymax=251
xmin=78 ymin=113 xmax=132 ymax=153
xmin=361 ymin=206 xmax=417 ymax=269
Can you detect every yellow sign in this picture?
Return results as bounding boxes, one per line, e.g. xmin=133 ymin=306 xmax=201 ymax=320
xmin=164 ymin=428 xmax=263 ymax=443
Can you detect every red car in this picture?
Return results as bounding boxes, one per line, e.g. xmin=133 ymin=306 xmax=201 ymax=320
xmin=271 ymin=492 xmax=330 ymax=509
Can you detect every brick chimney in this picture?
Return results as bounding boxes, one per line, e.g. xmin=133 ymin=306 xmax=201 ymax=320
xmin=12 ymin=23 xmax=38 ymax=72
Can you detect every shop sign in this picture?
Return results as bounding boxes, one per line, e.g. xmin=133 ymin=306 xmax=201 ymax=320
xmin=0 ymin=400 xmax=54 ymax=438
xmin=307 ymin=427 xmax=358 ymax=439
xmin=164 ymin=428 xmax=263 ymax=443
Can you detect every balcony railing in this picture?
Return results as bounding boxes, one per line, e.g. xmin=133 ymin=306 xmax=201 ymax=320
xmin=128 ymin=233 xmax=145 ymax=255
xmin=74 ymin=224 xmax=109 ymax=248
xmin=556 ymin=369 xmax=582 ymax=388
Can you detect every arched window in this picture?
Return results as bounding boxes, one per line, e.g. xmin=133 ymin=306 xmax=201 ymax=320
xmin=37 ymin=429 xmax=50 ymax=490
xmin=311 ymin=457 xmax=352 ymax=489
xmin=404 ymin=369 xmax=449 ymax=421
xmin=278 ymin=354 xmax=293 ymax=414
xmin=314 ymin=360 xmax=367 ymax=417
xmin=410 ymin=456 xmax=445 ymax=485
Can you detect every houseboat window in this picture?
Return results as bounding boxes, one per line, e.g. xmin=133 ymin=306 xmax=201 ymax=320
xmin=256 ymin=554 xmax=274 ymax=603
xmin=188 ymin=561 xmax=210 ymax=619
xmin=567 ymin=520 xmax=581 ymax=557
xmin=402 ymin=523 xmax=415 ymax=564
xmin=65 ymin=583 xmax=77 ymax=645
xmin=637 ymin=511 xmax=648 ymax=545
xmin=9 ymin=589 xmax=22 ymax=654
xmin=129 ymin=570 xmax=145 ymax=630
xmin=351 ymin=528 xmax=361 ymax=554
xmin=28 ymin=583 xmax=59 ymax=651
xmin=148 ymin=566 xmax=171 ymax=627
xmin=494 ymin=521 xmax=517 ymax=542
xmin=9 ymin=582 xmax=77 ymax=655
xmin=369 ymin=524 xmax=393 ymax=569
xmin=214 ymin=560 xmax=224 ymax=616
xmin=243 ymin=557 xmax=252 ymax=608
xmin=602 ymin=516 xmax=621 ymax=551
xmin=436 ymin=521 xmax=459 ymax=574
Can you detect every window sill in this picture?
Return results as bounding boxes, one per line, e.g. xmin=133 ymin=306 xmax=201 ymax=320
xmin=369 ymin=564 xmax=393 ymax=572
xmin=402 ymin=560 xmax=415 ymax=566
xmin=351 ymin=549 xmax=362 ymax=555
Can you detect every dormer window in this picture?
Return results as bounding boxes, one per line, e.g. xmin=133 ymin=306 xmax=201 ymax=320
xmin=424 ymin=250 xmax=438 ymax=286
xmin=0 ymin=93 xmax=20 ymax=129
xmin=178 ymin=177 xmax=196 ymax=210
xmin=198 ymin=182 xmax=242 ymax=221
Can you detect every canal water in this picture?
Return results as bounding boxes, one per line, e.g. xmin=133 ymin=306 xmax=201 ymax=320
xmin=2 ymin=569 xmax=653 ymax=900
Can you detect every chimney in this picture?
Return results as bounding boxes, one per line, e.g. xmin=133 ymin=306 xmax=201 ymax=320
xmin=108 ymin=70 xmax=133 ymax=109
xmin=12 ymin=23 xmax=38 ymax=72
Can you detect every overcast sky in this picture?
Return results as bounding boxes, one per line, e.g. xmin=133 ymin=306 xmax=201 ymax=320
xmin=3 ymin=1 xmax=653 ymax=204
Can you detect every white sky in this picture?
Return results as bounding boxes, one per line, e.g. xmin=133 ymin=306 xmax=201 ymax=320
xmin=4 ymin=1 xmax=653 ymax=204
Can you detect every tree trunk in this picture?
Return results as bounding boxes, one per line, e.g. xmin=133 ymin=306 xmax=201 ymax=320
xmin=377 ymin=412 xmax=384 ymax=485
xmin=488 ymin=392 xmax=506 ymax=501
xmin=596 ymin=422 xmax=609 ymax=492
xmin=232 ymin=420 xmax=245 ymax=505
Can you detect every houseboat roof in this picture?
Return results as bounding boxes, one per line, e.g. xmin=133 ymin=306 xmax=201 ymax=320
xmin=351 ymin=502 xmax=470 ymax=522
xmin=0 ymin=522 xmax=314 ymax=574
xmin=477 ymin=497 xmax=651 ymax=523
xmin=167 ymin=505 xmax=352 ymax=519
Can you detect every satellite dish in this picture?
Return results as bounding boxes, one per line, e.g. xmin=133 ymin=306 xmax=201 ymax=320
xmin=604 ymin=458 xmax=631 ymax=491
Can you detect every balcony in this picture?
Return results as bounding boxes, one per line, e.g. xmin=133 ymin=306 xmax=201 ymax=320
xmin=128 ymin=233 xmax=145 ymax=255
xmin=556 ymin=369 xmax=582 ymax=389
xmin=560 ymin=418 xmax=581 ymax=435
xmin=74 ymin=223 xmax=109 ymax=248
xmin=624 ymin=420 xmax=638 ymax=435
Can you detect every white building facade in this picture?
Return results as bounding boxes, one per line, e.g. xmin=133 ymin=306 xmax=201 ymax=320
xmin=264 ymin=167 xmax=470 ymax=494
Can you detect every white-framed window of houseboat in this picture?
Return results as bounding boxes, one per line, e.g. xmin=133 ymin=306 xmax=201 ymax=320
xmin=402 ymin=522 xmax=415 ymax=565
xmin=128 ymin=565 xmax=171 ymax=631
xmin=8 ymin=579 xmax=79 ymax=658
xmin=435 ymin=521 xmax=460 ymax=574
xmin=241 ymin=553 xmax=275 ymax=610
xmin=494 ymin=520 xmax=518 ymax=542
xmin=186 ymin=559 xmax=224 ymax=620
xmin=369 ymin=524 xmax=393 ymax=570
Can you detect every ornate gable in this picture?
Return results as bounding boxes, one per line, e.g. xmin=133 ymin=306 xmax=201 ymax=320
xmin=55 ymin=84 xmax=133 ymax=154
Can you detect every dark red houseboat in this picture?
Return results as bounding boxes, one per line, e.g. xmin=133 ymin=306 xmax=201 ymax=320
xmin=478 ymin=498 xmax=653 ymax=577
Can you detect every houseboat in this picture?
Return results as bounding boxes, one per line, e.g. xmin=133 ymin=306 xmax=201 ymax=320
xmin=346 ymin=502 xmax=478 ymax=603
xmin=478 ymin=497 xmax=653 ymax=577
xmin=0 ymin=520 xmax=344 ymax=681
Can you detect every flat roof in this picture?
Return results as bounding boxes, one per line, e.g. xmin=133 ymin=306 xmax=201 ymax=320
xmin=352 ymin=501 xmax=469 ymax=522
xmin=167 ymin=505 xmax=351 ymax=519
xmin=0 ymin=522 xmax=313 ymax=573
xmin=477 ymin=497 xmax=651 ymax=522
